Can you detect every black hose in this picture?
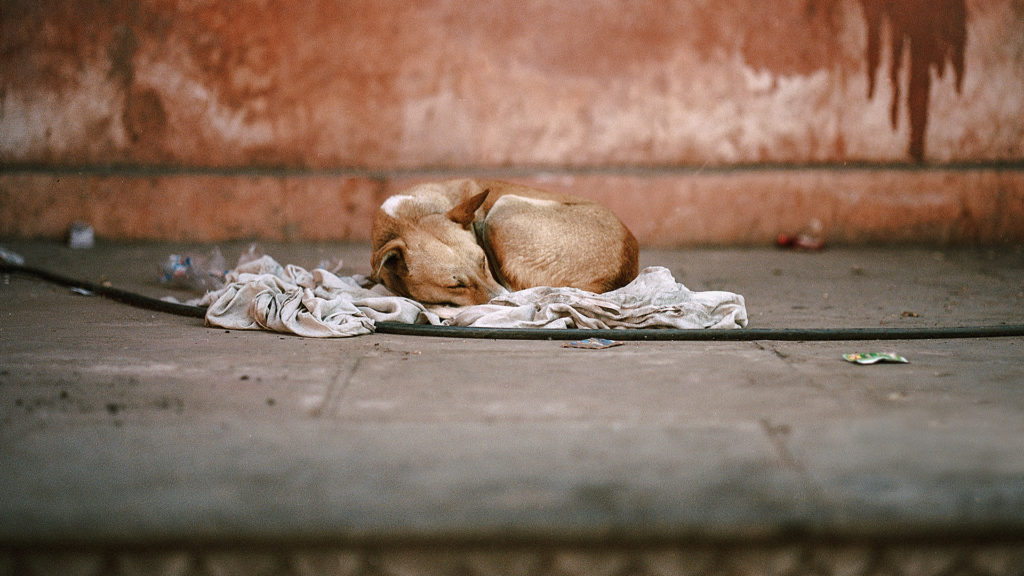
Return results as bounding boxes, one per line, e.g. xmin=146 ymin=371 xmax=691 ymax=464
xmin=1 ymin=262 xmax=207 ymax=318
xmin=4 ymin=262 xmax=1023 ymax=341
xmin=373 ymin=322 xmax=1024 ymax=341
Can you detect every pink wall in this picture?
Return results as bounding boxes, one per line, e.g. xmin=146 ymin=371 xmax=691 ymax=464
xmin=2 ymin=1 xmax=1022 ymax=244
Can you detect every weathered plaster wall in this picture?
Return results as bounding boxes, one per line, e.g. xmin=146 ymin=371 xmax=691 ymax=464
xmin=1 ymin=0 xmax=1022 ymax=244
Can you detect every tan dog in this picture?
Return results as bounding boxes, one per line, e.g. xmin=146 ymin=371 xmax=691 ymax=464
xmin=371 ymin=179 xmax=639 ymax=306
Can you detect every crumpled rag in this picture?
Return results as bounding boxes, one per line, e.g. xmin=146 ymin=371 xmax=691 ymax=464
xmin=197 ymin=255 xmax=747 ymax=337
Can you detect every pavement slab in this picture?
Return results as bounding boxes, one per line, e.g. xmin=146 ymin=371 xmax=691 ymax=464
xmin=1 ymin=240 xmax=1023 ymax=574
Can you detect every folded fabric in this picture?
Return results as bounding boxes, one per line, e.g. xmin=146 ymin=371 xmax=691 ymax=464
xmin=198 ymin=255 xmax=747 ymax=337
xmin=197 ymin=255 xmax=438 ymax=337
xmin=448 ymin=266 xmax=747 ymax=330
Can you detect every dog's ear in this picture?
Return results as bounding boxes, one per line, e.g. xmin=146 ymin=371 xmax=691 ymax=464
xmin=446 ymin=188 xmax=490 ymax=228
xmin=371 ymin=239 xmax=407 ymax=282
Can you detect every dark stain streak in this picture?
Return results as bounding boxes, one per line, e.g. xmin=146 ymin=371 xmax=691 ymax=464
xmin=759 ymin=418 xmax=803 ymax=472
xmin=102 ymin=2 xmax=169 ymax=156
xmin=861 ymin=0 xmax=967 ymax=162
xmin=106 ymin=24 xmax=138 ymax=87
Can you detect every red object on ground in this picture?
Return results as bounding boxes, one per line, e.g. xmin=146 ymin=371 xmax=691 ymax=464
xmin=776 ymin=233 xmax=826 ymax=250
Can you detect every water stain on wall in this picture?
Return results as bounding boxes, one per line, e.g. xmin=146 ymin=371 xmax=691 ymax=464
xmin=737 ymin=1 xmax=853 ymax=76
xmin=106 ymin=20 xmax=167 ymax=152
xmin=860 ymin=0 xmax=967 ymax=161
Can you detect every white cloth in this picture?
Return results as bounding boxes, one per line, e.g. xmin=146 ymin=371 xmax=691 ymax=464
xmin=449 ymin=266 xmax=747 ymax=330
xmin=199 ymin=256 xmax=747 ymax=337
xmin=197 ymin=255 xmax=438 ymax=337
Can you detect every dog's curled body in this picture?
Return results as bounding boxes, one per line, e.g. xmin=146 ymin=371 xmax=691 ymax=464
xmin=371 ymin=179 xmax=639 ymax=306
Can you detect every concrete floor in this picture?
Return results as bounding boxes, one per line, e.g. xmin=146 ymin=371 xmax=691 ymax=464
xmin=1 ymin=240 xmax=1023 ymax=574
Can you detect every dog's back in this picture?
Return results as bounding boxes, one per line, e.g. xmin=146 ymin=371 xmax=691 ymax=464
xmin=372 ymin=179 xmax=638 ymax=306
xmin=472 ymin=180 xmax=638 ymax=293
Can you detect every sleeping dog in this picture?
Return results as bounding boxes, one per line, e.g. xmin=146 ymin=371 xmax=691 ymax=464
xmin=371 ymin=179 xmax=638 ymax=306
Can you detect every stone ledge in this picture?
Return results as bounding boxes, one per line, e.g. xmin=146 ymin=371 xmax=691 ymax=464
xmin=3 ymin=542 xmax=1023 ymax=576
xmin=2 ymin=168 xmax=1022 ymax=245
